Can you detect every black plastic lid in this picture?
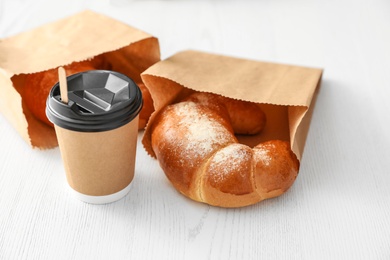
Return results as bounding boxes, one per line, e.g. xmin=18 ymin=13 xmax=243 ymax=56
xmin=46 ymin=70 xmax=143 ymax=132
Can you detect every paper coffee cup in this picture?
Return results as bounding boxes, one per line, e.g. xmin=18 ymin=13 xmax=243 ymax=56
xmin=46 ymin=70 xmax=142 ymax=204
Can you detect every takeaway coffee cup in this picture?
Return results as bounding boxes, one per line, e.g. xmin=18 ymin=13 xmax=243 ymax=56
xmin=46 ymin=70 xmax=142 ymax=204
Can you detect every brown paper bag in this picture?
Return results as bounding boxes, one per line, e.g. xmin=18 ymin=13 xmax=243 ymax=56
xmin=141 ymin=50 xmax=323 ymax=161
xmin=0 ymin=10 xmax=160 ymax=148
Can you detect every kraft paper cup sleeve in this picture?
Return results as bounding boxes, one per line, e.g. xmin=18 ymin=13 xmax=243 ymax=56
xmin=141 ymin=50 xmax=323 ymax=161
xmin=55 ymin=119 xmax=139 ymax=203
xmin=0 ymin=10 xmax=160 ymax=149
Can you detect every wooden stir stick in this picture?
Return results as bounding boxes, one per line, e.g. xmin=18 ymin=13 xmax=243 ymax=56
xmin=58 ymin=67 xmax=68 ymax=104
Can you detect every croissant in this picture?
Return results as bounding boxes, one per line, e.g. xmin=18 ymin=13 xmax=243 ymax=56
xmin=150 ymin=92 xmax=299 ymax=207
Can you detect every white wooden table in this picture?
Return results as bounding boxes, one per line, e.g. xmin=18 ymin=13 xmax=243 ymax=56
xmin=1 ymin=0 xmax=389 ymax=259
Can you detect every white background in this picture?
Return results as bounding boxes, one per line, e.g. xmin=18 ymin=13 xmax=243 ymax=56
xmin=1 ymin=0 xmax=390 ymax=259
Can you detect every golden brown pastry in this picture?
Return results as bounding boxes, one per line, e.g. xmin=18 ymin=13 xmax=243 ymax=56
xmin=150 ymin=92 xmax=299 ymax=207
xmin=183 ymin=92 xmax=266 ymax=135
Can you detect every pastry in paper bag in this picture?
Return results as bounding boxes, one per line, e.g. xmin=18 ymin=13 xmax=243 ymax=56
xmin=0 ymin=10 xmax=160 ymax=149
xmin=141 ymin=50 xmax=323 ymax=207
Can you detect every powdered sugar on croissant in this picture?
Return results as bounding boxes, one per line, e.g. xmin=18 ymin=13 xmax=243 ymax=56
xmin=150 ymin=92 xmax=299 ymax=207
